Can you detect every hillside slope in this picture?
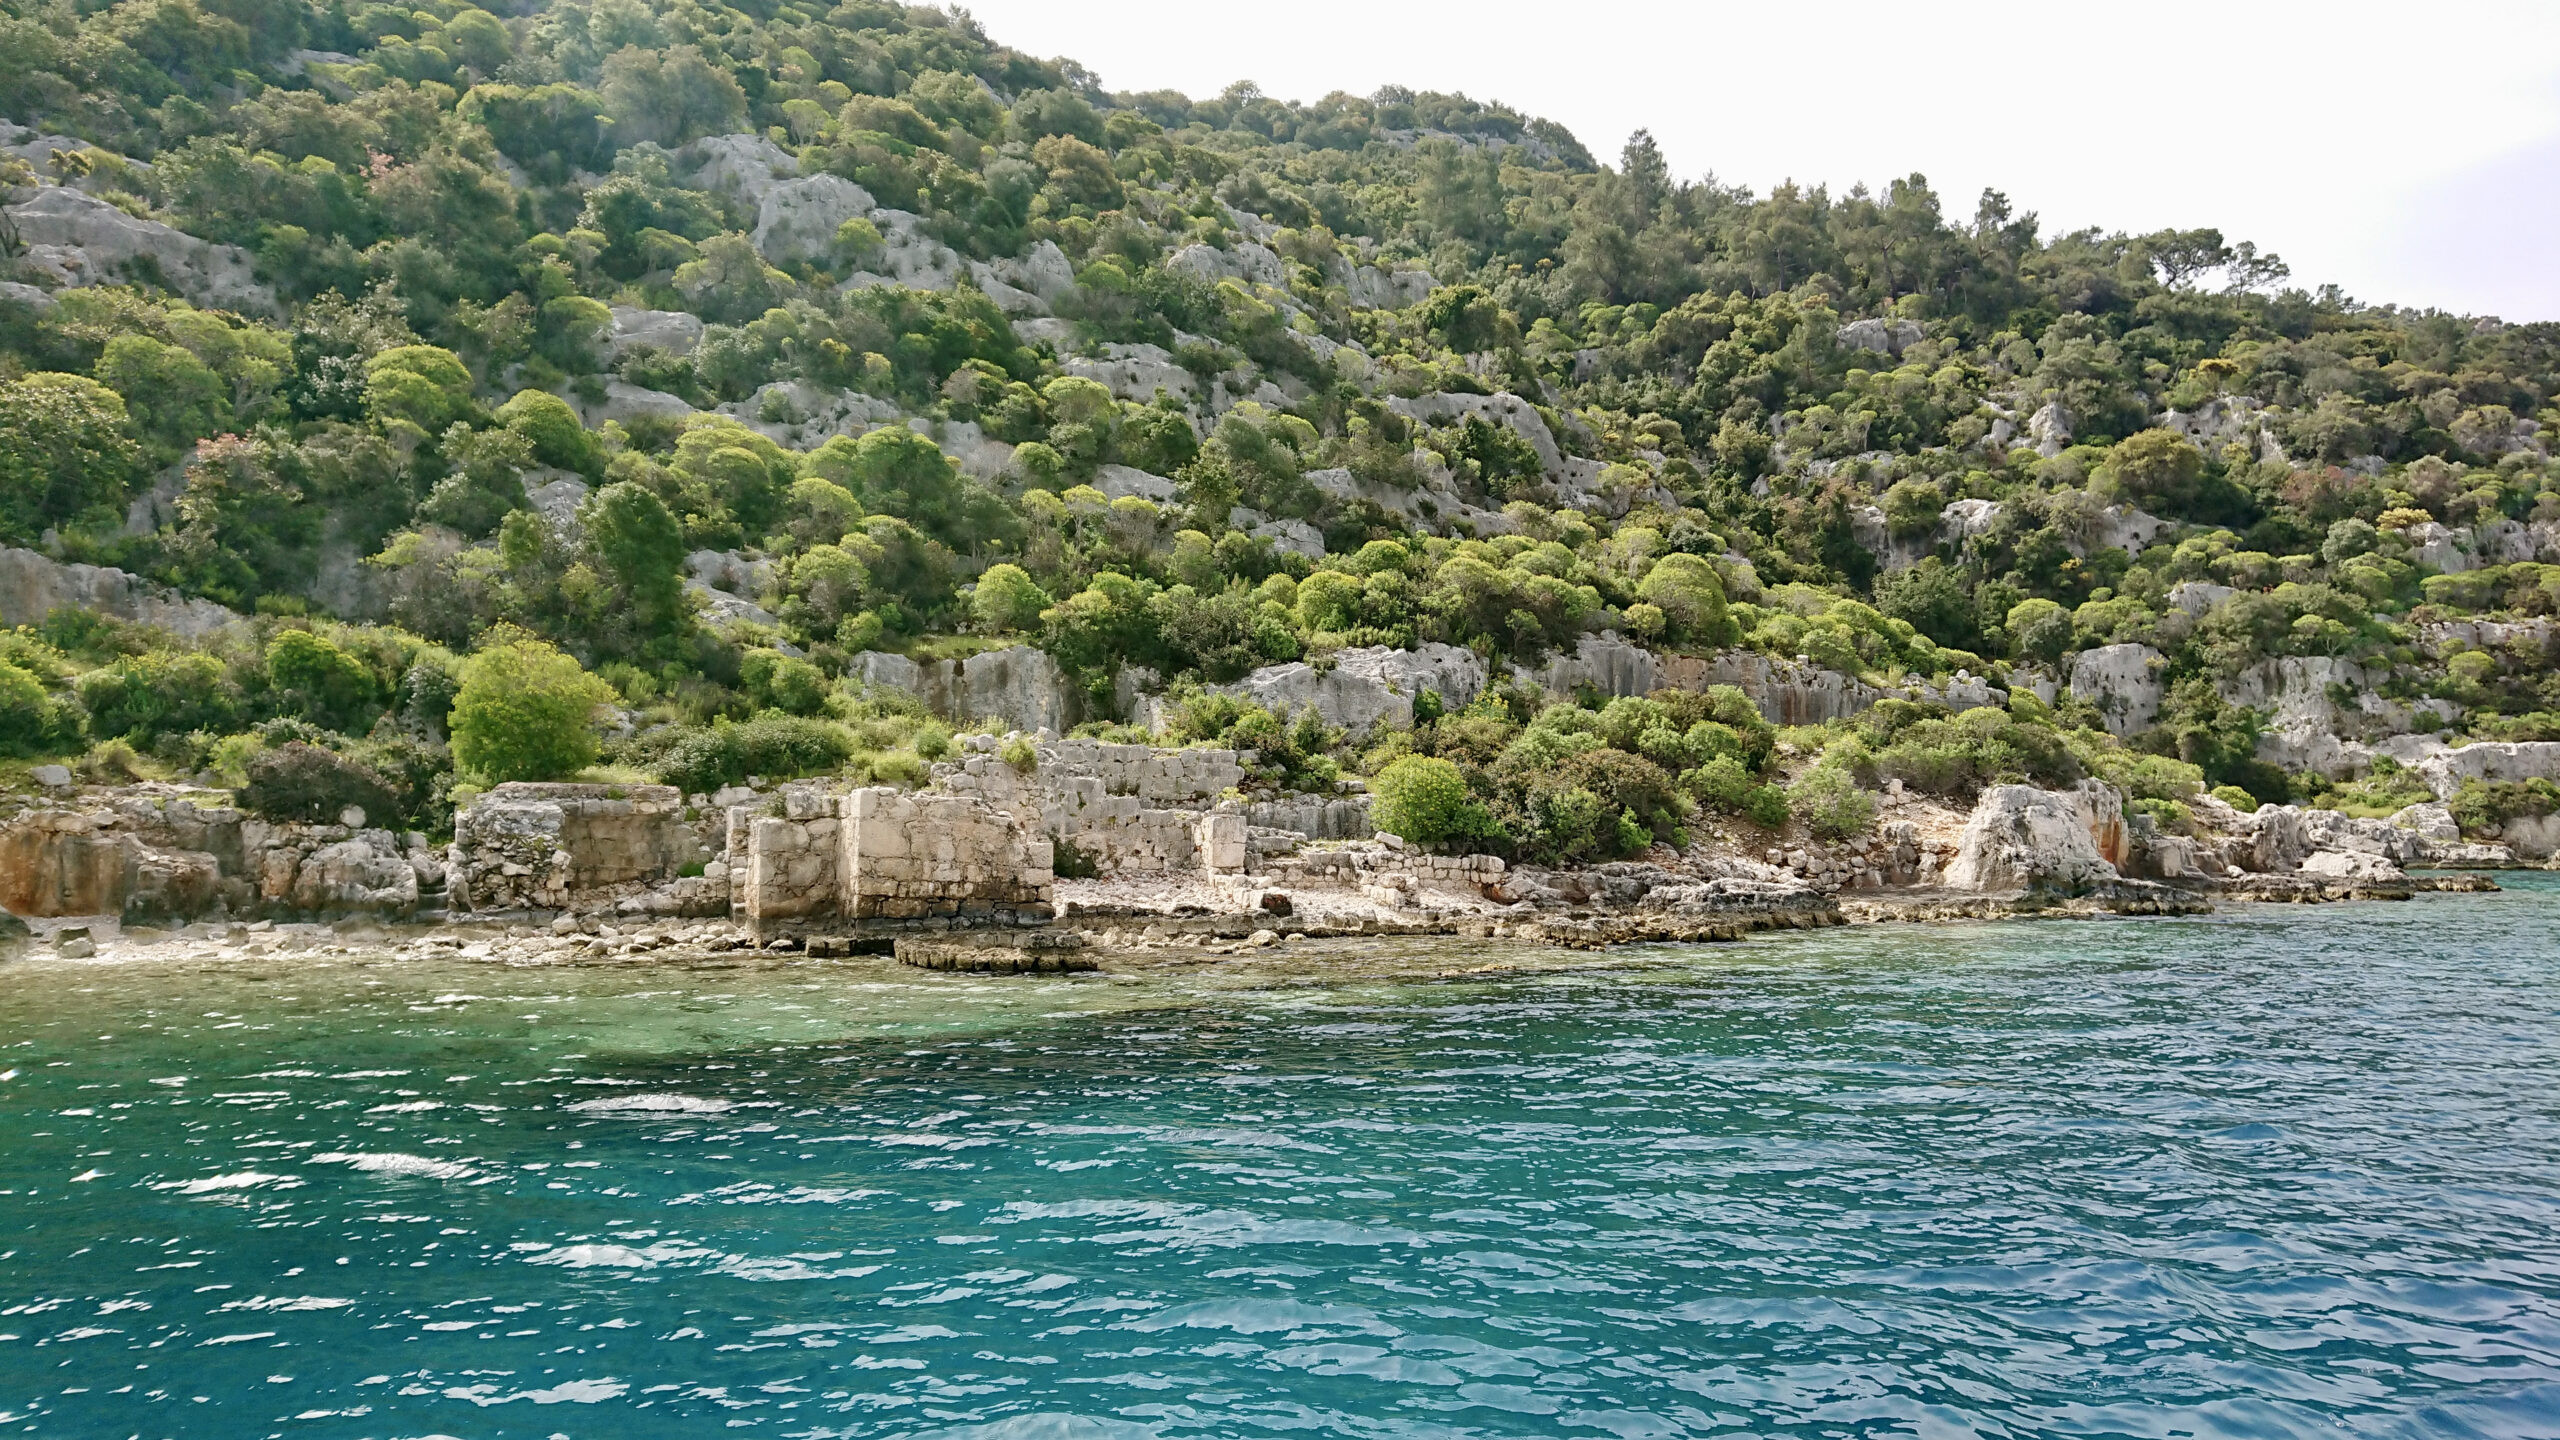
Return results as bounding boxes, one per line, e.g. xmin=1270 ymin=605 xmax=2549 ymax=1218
xmin=2 ymin=0 xmax=2557 ymax=863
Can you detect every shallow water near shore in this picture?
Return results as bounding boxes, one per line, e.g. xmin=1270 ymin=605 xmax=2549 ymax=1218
xmin=1 ymin=881 xmax=2556 ymax=1439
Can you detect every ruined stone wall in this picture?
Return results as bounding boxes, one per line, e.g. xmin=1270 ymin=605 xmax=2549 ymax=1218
xmin=842 ymin=787 xmax=1052 ymax=919
xmin=449 ymin=783 xmax=703 ymax=912
xmin=741 ymin=788 xmax=839 ymax=920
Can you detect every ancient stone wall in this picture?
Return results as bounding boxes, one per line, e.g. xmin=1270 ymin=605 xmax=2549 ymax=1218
xmin=448 ymin=783 xmax=703 ymax=912
xmin=842 ymin=787 xmax=1052 ymax=919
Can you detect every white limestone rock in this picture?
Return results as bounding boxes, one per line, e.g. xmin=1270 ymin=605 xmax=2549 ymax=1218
xmin=837 ymin=208 xmax=963 ymax=292
xmin=2028 ymin=401 xmax=2071 ymax=457
xmin=1943 ymin=781 xmax=2124 ymax=893
xmin=752 ymin=173 xmax=875 ymax=263
xmin=2158 ymin=397 xmax=2290 ymax=465
xmin=5 ymin=185 xmax=274 ymax=314
xmin=577 ymin=381 xmax=698 ymax=426
xmin=2066 ymin=643 xmax=2165 ymax=736
xmin=1095 ymin=465 xmax=1179 ymax=505
xmin=1535 ymin=633 xmax=1656 ymax=699
xmin=0 ymin=546 xmax=239 ymax=636
xmin=1167 ymin=240 xmax=1285 ymax=288
xmin=607 ymin=305 xmax=705 ymax=358
xmin=848 ymin=644 xmax=1082 ymax=734
xmin=2412 ymin=740 xmax=2560 ymax=799
xmin=1836 ymin=317 xmax=1925 ymax=357
xmin=2167 ymin=581 xmax=2234 ymax=616
xmin=1064 ymin=342 xmax=1198 ymax=403
xmin=683 ymin=134 xmax=800 ymax=204
xmin=1139 ymin=643 xmax=1489 ymax=735
xmin=1387 ymin=391 xmax=1564 ymax=476
xmin=1341 ymin=260 xmax=1435 ymax=310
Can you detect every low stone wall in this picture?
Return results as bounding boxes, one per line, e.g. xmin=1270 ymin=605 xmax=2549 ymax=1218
xmin=733 ymin=778 xmax=1054 ymax=930
xmin=449 ymin=783 xmax=702 ymax=912
xmin=844 ymin=787 xmax=1053 ymax=918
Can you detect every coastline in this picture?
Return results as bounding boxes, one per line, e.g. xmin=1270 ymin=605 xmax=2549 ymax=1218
xmin=1 ymin=862 xmax=2510 ymax=975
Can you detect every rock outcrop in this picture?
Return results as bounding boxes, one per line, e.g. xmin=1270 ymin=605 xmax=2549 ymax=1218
xmin=849 ymin=645 xmax=1083 ymax=733
xmin=1135 ymin=643 xmax=1488 ymax=734
xmin=0 ymin=546 xmax=240 ymax=636
xmin=1942 ymin=781 xmax=2127 ymax=893
xmin=2067 ymin=644 xmax=2164 ymax=736
xmin=5 ymin=185 xmax=275 ymax=313
xmin=606 ymin=306 xmax=704 ymax=357
xmin=751 ymin=174 xmax=874 ymax=262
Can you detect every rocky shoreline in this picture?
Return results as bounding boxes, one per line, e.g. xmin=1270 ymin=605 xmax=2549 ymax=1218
xmin=0 ymin=727 xmax=2537 ymax=974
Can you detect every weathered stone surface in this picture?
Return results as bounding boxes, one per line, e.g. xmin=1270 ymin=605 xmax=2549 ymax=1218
xmin=0 ymin=812 xmax=129 ymax=917
xmin=0 ymin=546 xmax=240 ymax=636
xmin=448 ymin=783 xmax=697 ymax=912
xmin=1655 ymin=651 xmax=1888 ymax=726
xmin=842 ymin=786 xmax=1052 ymax=919
xmin=1835 ymin=317 xmax=1925 ymax=357
xmin=751 ymin=173 xmax=875 ymax=262
xmin=839 ymin=208 xmax=964 ymax=291
xmin=682 ymin=133 xmax=800 ymax=203
xmin=575 ymin=381 xmax=698 ymax=426
xmin=606 ymin=305 xmax=704 ymax=357
xmin=849 ymin=644 xmax=1082 ymax=733
xmin=2412 ymin=740 xmax=2560 ymax=799
xmin=2067 ymin=644 xmax=2165 ymax=736
xmin=1140 ymin=643 xmax=1488 ymax=734
xmin=1943 ymin=781 xmax=2126 ymax=893
xmin=1063 ymin=343 xmax=1197 ymax=403
xmin=5 ymin=185 xmax=274 ymax=313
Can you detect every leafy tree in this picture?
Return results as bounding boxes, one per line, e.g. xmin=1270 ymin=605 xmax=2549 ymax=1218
xmin=365 ymin=346 xmax=476 ymax=434
xmin=0 ymin=373 xmax=144 ymax=543
xmin=1633 ymin=552 xmax=1734 ymax=646
xmin=582 ymin=481 xmax=690 ymax=632
xmin=972 ymin=562 xmax=1051 ymax=633
xmin=94 ymin=336 xmax=227 ymax=461
xmin=450 ymin=630 xmax=616 ymax=783
xmin=265 ymin=628 xmax=380 ymax=732
xmin=496 ymin=389 xmax=601 ymax=475
xmin=1371 ymin=755 xmax=1497 ymax=848
xmin=599 ymin=44 xmax=747 ymax=150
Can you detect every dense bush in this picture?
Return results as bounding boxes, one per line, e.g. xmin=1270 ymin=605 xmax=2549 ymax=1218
xmin=1370 ymin=755 xmax=1498 ymax=849
xmin=450 ymin=633 xmax=615 ymax=784
xmin=239 ymin=742 xmax=400 ymax=825
xmin=647 ymin=715 xmax=856 ymax=794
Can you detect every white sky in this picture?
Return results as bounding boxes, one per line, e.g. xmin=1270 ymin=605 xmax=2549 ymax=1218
xmin=950 ymin=0 xmax=2560 ymax=322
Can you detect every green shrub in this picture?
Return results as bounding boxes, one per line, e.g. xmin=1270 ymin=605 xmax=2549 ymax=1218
xmin=2448 ymin=777 xmax=2560 ymax=836
xmin=0 ymin=659 xmax=79 ymax=756
xmin=2210 ymin=784 xmax=2261 ymax=812
xmin=450 ymin=632 xmax=616 ymax=783
xmin=239 ymin=741 xmax=400 ymax=825
xmin=1371 ymin=755 xmax=1497 ymax=849
xmin=265 ymin=628 xmax=381 ymax=733
xmin=1789 ymin=766 xmax=1875 ymax=839
xmin=76 ymin=651 xmax=241 ymax=745
xmin=649 ymin=715 xmax=855 ymax=793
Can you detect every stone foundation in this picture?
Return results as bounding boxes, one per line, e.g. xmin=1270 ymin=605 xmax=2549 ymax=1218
xmin=448 ymin=783 xmax=704 ymax=913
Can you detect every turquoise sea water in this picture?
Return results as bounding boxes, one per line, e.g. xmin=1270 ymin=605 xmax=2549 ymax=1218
xmin=2 ymin=882 xmax=2556 ymax=1440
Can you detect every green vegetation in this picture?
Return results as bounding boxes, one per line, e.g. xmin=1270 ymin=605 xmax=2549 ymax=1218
xmin=0 ymin=0 xmax=2551 ymax=850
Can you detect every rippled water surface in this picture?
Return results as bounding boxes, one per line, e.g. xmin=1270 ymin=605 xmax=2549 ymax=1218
xmin=3 ymin=881 xmax=2558 ymax=1440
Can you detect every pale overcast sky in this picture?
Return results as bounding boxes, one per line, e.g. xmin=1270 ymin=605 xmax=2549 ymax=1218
xmin=951 ymin=0 xmax=2560 ymax=321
